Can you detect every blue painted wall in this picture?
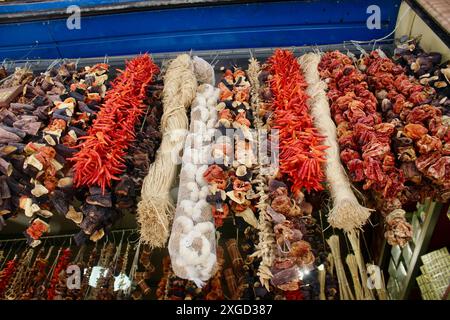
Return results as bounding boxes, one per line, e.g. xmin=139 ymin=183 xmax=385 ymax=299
xmin=0 ymin=0 xmax=401 ymax=60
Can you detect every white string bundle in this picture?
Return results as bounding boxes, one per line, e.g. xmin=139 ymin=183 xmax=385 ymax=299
xmin=298 ymin=53 xmax=373 ymax=232
xmin=137 ymin=54 xmax=197 ymax=248
xmin=168 ymin=84 xmax=219 ymax=287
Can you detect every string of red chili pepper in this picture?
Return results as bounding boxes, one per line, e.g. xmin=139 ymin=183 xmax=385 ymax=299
xmin=0 ymin=258 xmax=18 ymax=298
xmin=47 ymin=248 xmax=71 ymax=300
xmin=71 ymin=54 xmax=159 ymax=193
xmin=267 ymin=49 xmax=327 ymax=194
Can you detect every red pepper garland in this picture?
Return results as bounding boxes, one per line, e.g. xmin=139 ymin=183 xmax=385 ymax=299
xmin=47 ymin=248 xmax=71 ymax=300
xmin=268 ymin=49 xmax=327 ymax=194
xmin=71 ymin=54 xmax=159 ymax=192
xmin=0 ymin=258 xmax=17 ymax=297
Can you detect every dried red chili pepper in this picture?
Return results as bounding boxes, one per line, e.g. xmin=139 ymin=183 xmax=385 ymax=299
xmin=47 ymin=248 xmax=71 ymax=300
xmin=71 ymin=54 xmax=159 ymax=192
xmin=0 ymin=258 xmax=18 ymax=298
xmin=267 ymin=49 xmax=327 ymax=194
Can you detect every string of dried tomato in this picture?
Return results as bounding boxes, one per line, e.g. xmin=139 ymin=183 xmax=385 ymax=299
xmin=71 ymin=54 xmax=159 ymax=192
xmin=267 ymin=49 xmax=327 ymax=194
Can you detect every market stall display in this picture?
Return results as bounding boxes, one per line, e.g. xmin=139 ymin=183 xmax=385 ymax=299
xmin=0 ymin=35 xmax=448 ymax=301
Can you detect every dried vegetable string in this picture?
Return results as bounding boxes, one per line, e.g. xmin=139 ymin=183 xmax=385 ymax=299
xmin=137 ymin=54 xmax=197 ymax=248
xmin=73 ymin=63 xmax=162 ymax=245
xmin=361 ymin=49 xmax=449 ymax=208
xmin=46 ymin=247 xmax=71 ymax=300
xmin=71 ymin=54 xmax=159 ymax=192
xmin=205 ymin=66 xmax=257 ymax=229
xmin=0 ymin=63 xmax=109 ymax=243
xmin=318 ymin=51 xmax=413 ymax=247
xmin=298 ymin=53 xmax=372 ymax=231
xmin=205 ymin=66 xmax=261 ymax=297
xmin=247 ymin=58 xmax=275 ymax=291
xmin=255 ymin=52 xmax=316 ymax=296
xmin=268 ymin=49 xmax=327 ymax=194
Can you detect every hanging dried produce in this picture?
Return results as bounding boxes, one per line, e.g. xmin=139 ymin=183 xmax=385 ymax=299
xmin=22 ymin=63 xmax=109 ymax=246
xmin=299 ymin=52 xmax=372 ymax=232
xmin=205 ymin=67 xmax=258 ymax=229
xmin=19 ymin=246 xmax=52 ymax=299
xmin=247 ymin=58 xmax=275 ymax=291
xmin=319 ymin=51 xmax=412 ymax=247
xmin=118 ymin=79 xmax=164 ymax=208
xmin=393 ymin=37 xmax=449 ymax=109
xmin=47 ymin=248 xmax=71 ymax=300
xmin=77 ymin=245 xmax=99 ymax=300
xmin=73 ymin=68 xmax=163 ymax=245
xmin=361 ymin=49 xmax=449 ymax=204
xmin=268 ymin=49 xmax=327 ymax=194
xmin=2 ymin=249 xmax=33 ymax=300
xmin=89 ymin=243 xmax=114 ymax=300
xmin=71 ymin=54 xmax=159 ymax=192
xmin=0 ymin=256 xmax=18 ymax=298
xmin=0 ymin=61 xmax=110 ymax=245
xmin=137 ymin=54 xmax=197 ymax=248
xmin=133 ymin=245 xmax=154 ymax=297
xmin=267 ymin=179 xmax=315 ymax=292
xmin=168 ymin=83 xmax=219 ymax=287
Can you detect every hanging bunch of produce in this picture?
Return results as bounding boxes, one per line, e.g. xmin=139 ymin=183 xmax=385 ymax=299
xmin=393 ymin=37 xmax=449 ymax=109
xmin=318 ymin=51 xmax=413 ymax=247
xmin=253 ymin=49 xmax=324 ymax=298
xmin=298 ymin=53 xmax=372 ymax=232
xmin=27 ymin=63 xmax=109 ymax=246
xmin=46 ymin=247 xmax=71 ymax=300
xmin=137 ymin=54 xmax=197 ymax=248
xmin=168 ymin=82 xmax=219 ymax=287
xmin=268 ymin=49 xmax=327 ymax=195
xmin=203 ymin=65 xmax=264 ymax=298
xmin=204 ymin=67 xmax=258 ymax=230
xmin=71 ymin=59 xmax=163 ymax=245
xmin=0 ymin=62 xmax=109 ymax=245
xmin=360 ymin=49 xmax=449 ymax=206
xmin=247 ymin=58 xmax=275 ymax=292
xmin=71 ymin=54 xmax=158 ymax=191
